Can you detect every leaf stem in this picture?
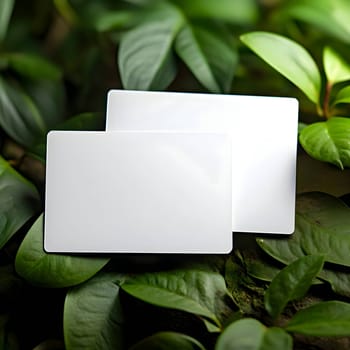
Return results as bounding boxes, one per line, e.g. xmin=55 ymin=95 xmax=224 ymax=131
xmin=323 ymin=82 xmax=332 ymax=119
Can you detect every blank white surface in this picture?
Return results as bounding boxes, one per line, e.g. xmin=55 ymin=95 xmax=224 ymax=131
xmin=44 ymin=131 xmax=232 ymax=253
xmin=106 ymin=90 xmax=299 ymax=234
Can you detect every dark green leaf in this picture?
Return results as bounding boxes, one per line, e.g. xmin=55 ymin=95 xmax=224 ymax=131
xmin=259 ymin=213 xmax=350 ymax=267
xmin=319 ymin=268 xmax=350 ymax=298
xmin=257 ymin=193 xmax=350 ymax=296
xmin=175 ymin=23 xmax=237 ymax=93
xmin=0 ymin=0 xmax=14 ymax=43
xmin=6 ymin=53 xmax=62 ymax=81
xmin=240 ymin=31 xmax=321 ymax=104
xmin=215 ymin=319 xmax=292 ymax=350
xmin=281 ymin=0 xmax=350 ymax=44
xmin=286 ymin=301 xmax=350 ymax=336
xmin=64 ymin=272 xmax=125 ymax=350
xmin=299 ymin=117 xmax=350 ymax=169
xmin=0 ymin=78 xmax=46 ymax=147
xmin=130 ymin=332 xmax=206 ymax=350
xmin=173 ymin=0 xmax=258 ymax=25
xmin=323 ymin=47 xmax=350 ymax=85
xmin=15 ymin=215 xmax=109 ymax=288
xmin=264 ymin=255 xmax=324 ymax=319
xmin=0 ymin=156 xmax=40 ymax=249
xmin=121 ymin=269 xmax=230 ymax=330
xmin=334 ymin=85 xmax=350 ymax=105
xmin=118 ymin=3 xmax=184 ymax=90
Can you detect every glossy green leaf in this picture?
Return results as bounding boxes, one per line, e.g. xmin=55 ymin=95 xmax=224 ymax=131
xmin=323 ymin=47 xmax=350 ymax=85
xmin=121 ymin=269 xmax=230 ymax=329
xmin=334 ymin=85 xmax=350 ymax=105
xmin=299 ymin=117 xmax=350 ymax=169
xmin=130 ymin=332 xmax=206 ymax=350
xmin=282 ymin=0 xmax=350 ymax=43
xmin=286 ymin=301 xmax=350 ymax=336
xmin=0 ymin=0 xmax=14 ymax=43
xmin=6 ymin=53 xmax=62 ymax=81
xmin=64 ymin=272 xmax=125 ymax=350
xmin=15 ymin=215 xmax=109 ymax=288
xmin=0 ymin=78 xmax=46 ymax=147
xmin=265 ymin=255 xmax=324 ymax=319
xmin=173 ymin=0 xmax=258 ymax=24
xmin=215 ymin=319 xmax=292 ymax=350
xmin=240 ymin=32 xmax=321 ymax=104
xmin=0 ymin=156 xmax=40 ymax=249
xmin=175 ymin=23 xmax=237 ymax=93
xmin=118 ymin=3 xmax=184 ymax=90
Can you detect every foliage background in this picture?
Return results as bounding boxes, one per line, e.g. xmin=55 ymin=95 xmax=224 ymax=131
xmin=1 ymin=0 xmax=350 ymax=349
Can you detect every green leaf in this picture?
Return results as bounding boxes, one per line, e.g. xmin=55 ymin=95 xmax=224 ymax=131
xmin=0 ymin=0 xmax=14 ymax=43
xmin=15 ymin=215 xmax=109 ymax=288
xmin=0 ymin=77 xmax=46 ymax=147
xmin=286 ymin=301 xmax=350 ymax=336
xmin=323 ymin=47 xmax=350 ymax=85
xmin=257 ymin=193 xmax=350 ymax=266
xmin=334 ymin=85 xmax=350 ymax=105
xmin=93 ymin=11 xmax=138 ymax=32
xmin=257 ymin=193 xmax=350 ymax=296
xmin=299 ymin=117 xmax=350 ymax=169
xmin=64 ymin=272 xmax=125 ymax=350
xmin=173 ymin=0 xmax=258 ymax=25
xmin=175 ymin=23 xmax=237 ymax=93
xmin=0 ymin=156 xmax=40 ymax=249
xmin=215 ymin=319 xmax=292 ymax=350
xmin=118 ymin=3 xmax=184 ymax=90
xmin=130 ymin=332 xmax=206 ymax=350
xmin=281 ymin=0 xmax=350 ymax=44
xmin=264 ymin=255 xmax=324 ymax=319
xmin=240 ymin=31 xmax=321 ymax=104
xmin=6 ymin=53 xmax=62 ymax=81
xmin=121 ymin=269 xmax=230 ymax=329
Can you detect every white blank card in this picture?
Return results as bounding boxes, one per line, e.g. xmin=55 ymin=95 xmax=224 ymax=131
xmin=44 ymin=131 xmax=232 ymax=253
xmin=106 ymin=90 xmax=299 ymax=234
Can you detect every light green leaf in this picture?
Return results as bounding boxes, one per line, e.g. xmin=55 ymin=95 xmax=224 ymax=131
xmin=0 ymin=77 xmax=46 ymax=147
xmin=215 ymin=319 xmax=292 ymax=350
xmin=281 ymin=0 xmax=350 ymax=43
xmin=175 ymin=23 xmax=237 ymax=93
xmin=0 ymin=156 xmax=40 ymax=249
xmin=0 ymin=0 xmax=14 ymax=43
xmin=6 ymin=53 xmax=62 ymax=81
xmin=286 ymin=301 xmax=350 ymax=336
xmin=240 ymin=31 xmax=321 ymax=104
xmin=324 ymin=47 xmax=350 ymax=85
xmin=264 ymin=255 xmax=324 ymax=319
xmin=130 ymin=332 xmax=206 ymax=350
xmin=64 ymin=272 xmax=125 ymax=350
xmin=118 ymin=3 xmax=184 ymax=90
xmin=299 ymin=117 xmax=350 ymax=169
xmin=173 ymin=0 xmax=258 ymax=25
xmin=121 ymin=269 xmax=230 ymax=329
xmin=93 ymin=11 xmax=138 ymax=32
xmin=15 ymin=215 xmax=109 ymax=288
xmin=334 ymin=85 xmax=350 ymax=105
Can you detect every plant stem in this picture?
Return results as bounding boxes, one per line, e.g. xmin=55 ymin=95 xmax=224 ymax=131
xmin=323 ymin=82 xmax=332 ymax=119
